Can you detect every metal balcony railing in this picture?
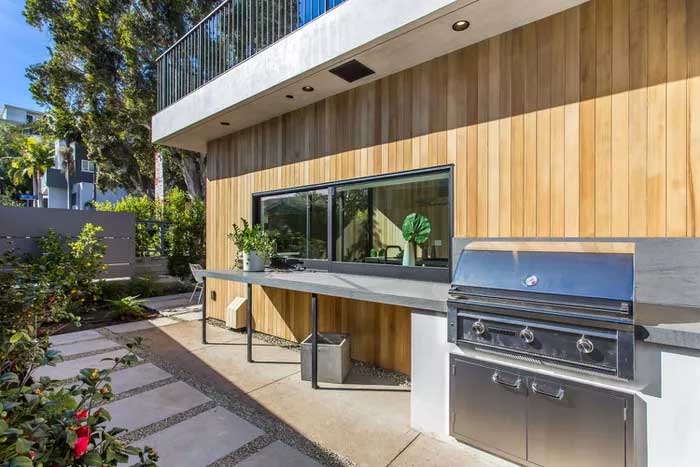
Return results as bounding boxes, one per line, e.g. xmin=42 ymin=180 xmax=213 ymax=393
xmin=156 ymin=0 xmax=346 ymax=111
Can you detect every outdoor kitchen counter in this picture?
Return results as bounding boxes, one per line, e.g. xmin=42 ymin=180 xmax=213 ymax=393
xmin=198 ymin=268 xmax=450 ymax=313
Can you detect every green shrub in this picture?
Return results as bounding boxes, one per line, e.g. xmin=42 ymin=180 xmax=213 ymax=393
xmin=0 ymin=224 xmax=107 ymax=331
xmin=162 ymin=188 xmax=205 ymax=278
xmin=0 ymin=331 xmax=158 ymax=466
xmin=96 ymin=189 xmax=204 ymax=278
xmin=95 ymin=195 xmax=160 ymax=256
xmin=106 ymin=296 xmax=147 ymax=321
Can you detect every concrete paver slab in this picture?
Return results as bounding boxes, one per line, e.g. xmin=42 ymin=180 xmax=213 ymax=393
xmin=35 ymin=349 xmax=130 ymax=380
xmin=107 ymin=363 xmax=172 ymax=394
xmin=250 ymin=372 xmax=414 ymax=467
xmin=236 ymin=441 xmax=322 ymax=467
xmin=171 ymin=311 xmax=202 ymax=321
xmin=106 ymin=317 xmax=178 ymax=334
xmin=389 ymin=434 xmax=516 ymax=467
xmin=131 ymin=407 xmax=263 ymax=467
xmin=142 ymin=293 xmax=197 ymax=312
xmin=138 ymin=321 xmax=244 ymax=353
xmin=103 ymin=381 xmax=210 ymax=431
xmin=183 ymin=339 xmax=301 ymax=394
xmin=53 ymin=338 xmax=121 ymax=357
xmin=49 ymin=329 xmax=102 ymax=346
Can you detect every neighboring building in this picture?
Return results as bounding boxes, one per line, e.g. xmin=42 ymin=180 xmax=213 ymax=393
xmin=40 ymin=141 xmax=127 ymax=209
xmin=151 ymin=1 xmax=700 ymax=466
xmin=1 ymin=102 xmax=127 ymax=209
xmin=0 ymin=104 xmax=44 ymax=127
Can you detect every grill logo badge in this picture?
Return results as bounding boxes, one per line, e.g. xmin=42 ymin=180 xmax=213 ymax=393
xmin=523 ymin=275 xmax=539 ymax=287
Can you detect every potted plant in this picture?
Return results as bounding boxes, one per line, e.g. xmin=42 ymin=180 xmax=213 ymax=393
xmin=401 ymin=213 xmax=431 ymax=267
xmin=228 ymin=218 xmax=274 ymax=272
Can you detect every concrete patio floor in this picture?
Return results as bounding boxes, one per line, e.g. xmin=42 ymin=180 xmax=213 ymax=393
xmin=44 ymin=314 xmax=514 ymax=466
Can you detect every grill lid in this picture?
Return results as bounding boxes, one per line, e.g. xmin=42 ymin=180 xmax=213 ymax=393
xmin=452 ymin=250 xmax=634 ymax=302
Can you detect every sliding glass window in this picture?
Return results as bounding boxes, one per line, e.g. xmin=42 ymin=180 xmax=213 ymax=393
xmin=334 ymin=172 xmax=450 ymax=268
xmin=254 ymin=168 xmax=451 ymax=281
xmin=259 ymin=189 xmax=328 ymax=260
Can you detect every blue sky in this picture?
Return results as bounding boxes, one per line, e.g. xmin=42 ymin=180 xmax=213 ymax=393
xmin=0 ymin=0 xmax=51 ymax=111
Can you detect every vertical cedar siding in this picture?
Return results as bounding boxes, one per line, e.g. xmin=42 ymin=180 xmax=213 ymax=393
xmin=204 ymin=0 xmax=700 ymax=374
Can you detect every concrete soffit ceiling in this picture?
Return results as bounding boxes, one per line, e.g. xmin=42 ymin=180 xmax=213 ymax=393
xmin=153 ymin=0 xmax=587 ymax=153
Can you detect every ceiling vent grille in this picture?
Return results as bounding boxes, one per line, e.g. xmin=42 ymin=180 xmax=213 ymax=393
xmin=329 ymin=59 xmax=375 ymax=83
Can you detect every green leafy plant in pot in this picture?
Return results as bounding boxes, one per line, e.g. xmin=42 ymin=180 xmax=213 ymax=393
xmin=228 ymin=218 xmax=274 ymax=272
xmin=401 ymin=213 xmax=431 ymax=267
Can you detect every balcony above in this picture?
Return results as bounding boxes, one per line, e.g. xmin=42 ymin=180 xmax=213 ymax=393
xmin=153 ymin=0 xmax=586 ymax=153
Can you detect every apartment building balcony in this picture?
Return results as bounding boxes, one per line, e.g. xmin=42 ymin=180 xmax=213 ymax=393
xmin=152 ymin=0 xmax=585 ymax=153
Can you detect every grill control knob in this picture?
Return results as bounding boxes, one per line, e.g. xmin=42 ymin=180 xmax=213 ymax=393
xmin=519 ymin=327 xmax=535 ymax=344
xmin=472 ymin=320 xmax=486 ymax=336
xmin=576 ymin=336 xmax=594 ymax=354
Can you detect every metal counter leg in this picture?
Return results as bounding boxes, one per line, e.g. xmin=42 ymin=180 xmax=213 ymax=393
xmin=247 ymin=283 xmax=253 ymax=363
xmin=311 ymin=293 xmax=318 ymax=389
xmin=201 ymin=278 xmax=207 ymax=344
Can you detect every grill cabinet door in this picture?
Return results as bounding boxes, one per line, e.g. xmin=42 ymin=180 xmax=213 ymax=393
xmin=526 ymin=377 xmax=627 ymax=467
xmin=450 ymin=357 xmax=527 ymax=460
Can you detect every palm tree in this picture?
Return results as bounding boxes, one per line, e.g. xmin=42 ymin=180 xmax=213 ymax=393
xmin=59 ymin=144 xmax=75 ymax=209
xmin=6 ymin=137 xmax=54 ymax=207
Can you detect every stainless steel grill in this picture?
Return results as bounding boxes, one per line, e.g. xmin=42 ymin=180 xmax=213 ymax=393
xmin=447 ymin=248 xmax=635 ymax=380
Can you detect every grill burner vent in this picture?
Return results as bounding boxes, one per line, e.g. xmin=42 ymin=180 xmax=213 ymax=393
xmin=329 ymin=59 xmax=375 ymax=83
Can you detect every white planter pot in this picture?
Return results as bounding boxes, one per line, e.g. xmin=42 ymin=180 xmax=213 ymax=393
xmin=402 ymin=242 xmax=416 ymax=266
xmin=242 ymin=251 xmax=265 ymax=272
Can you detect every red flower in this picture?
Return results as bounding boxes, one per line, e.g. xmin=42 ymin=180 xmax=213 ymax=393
xmin=48 ymin=295 xmax=56 ymax=304
xmin=73 ymin=425 xmax=91 ymax=459
xmin=75 ymin=409 xmax=89 ymax=420
xmin=29 ymin=450 xmax=35 ymax=460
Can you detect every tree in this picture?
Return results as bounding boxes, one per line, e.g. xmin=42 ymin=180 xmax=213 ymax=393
xmin=0 ymin=123 xmax=32 ymax=203
xmin=6 ymin=136 xmax=54 ymax=207
xmin=59 ymin=144 xmax=75 ymax=208
xmin=23 ymin=0 xmax=219 ymax=199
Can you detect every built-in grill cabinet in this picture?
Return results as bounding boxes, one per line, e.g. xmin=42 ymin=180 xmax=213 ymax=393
xmin=450 ymin=355 xmax=634 ymax=467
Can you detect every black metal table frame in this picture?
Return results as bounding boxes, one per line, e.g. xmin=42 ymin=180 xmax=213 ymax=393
xmin=201 ymin=278 xmax=319 ymax=389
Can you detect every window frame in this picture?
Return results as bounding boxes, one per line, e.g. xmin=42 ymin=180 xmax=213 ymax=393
xmin=81 ymin=160 xmax=96 ymax=173
xmin=252 ymin=165 xmax=453 ymax=283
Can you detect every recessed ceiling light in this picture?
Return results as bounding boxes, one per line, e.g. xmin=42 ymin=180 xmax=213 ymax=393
xmin=220 ymin=121 xmax=230 ymax=126
xmin=302 ymin=85 xmax=314 ymax=92
xmin=452 ymin=20 xmax=470 ymax=31
xmin=286 ymin=94 xmax=294 ymax=99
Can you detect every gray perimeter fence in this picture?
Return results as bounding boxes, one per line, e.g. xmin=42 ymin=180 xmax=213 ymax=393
xmin=0 ymin=206 xmax=135 ymax=279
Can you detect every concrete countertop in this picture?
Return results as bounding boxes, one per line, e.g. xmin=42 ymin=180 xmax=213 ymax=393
xmin=199 ymin=268 xmax=450 ymax=313
xmin=200 ymin=236 xmax=700 ymax=353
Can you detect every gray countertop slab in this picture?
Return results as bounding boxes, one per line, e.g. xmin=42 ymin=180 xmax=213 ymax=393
xmin=201 ymin=236 xmax=700 ymax=352
xmin=199 ymin=268 xmax=450 ymax=313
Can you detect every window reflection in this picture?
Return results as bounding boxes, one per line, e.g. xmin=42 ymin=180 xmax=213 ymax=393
xmin=334 ymin=172 xmax=449 ymax=268
xmin=260 ymin=189 xmax=328 ymax=260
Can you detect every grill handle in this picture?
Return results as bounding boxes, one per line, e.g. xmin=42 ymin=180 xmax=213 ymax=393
xmin=531 ymin=381 xmax=565 ymax=400
xmin=491 ymin=371 xmax=522 ymax=390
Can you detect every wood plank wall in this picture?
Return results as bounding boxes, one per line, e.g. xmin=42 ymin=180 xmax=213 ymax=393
xmin=205 ymin=0 xmax=700 ymax=374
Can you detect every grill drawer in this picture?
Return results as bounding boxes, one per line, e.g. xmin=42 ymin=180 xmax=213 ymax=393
xmin=449 ymin=355 xmax=633 ymax=467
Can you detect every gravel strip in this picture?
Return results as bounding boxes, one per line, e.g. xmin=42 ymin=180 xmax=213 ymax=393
xmin=207 ymin=318 xmax=301 ymax=352
xmin=207 ymin=433 xmax=276 ymax=467
xmin=350 ymin=360 xmax=411 ymax=388
xmin=97 ymin=376 xmax=179 ymax=405
xmin=119 ymin=401 xmax=217 ymax=444
xmin=58 ymin=345 xmax=125 ymax=362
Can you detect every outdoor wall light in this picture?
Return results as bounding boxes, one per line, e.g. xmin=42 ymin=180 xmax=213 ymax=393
xmin=220 ymin=121 xmax=231 ymax=126
xmin=286 ymin=94 xmax=294 ymax=99
xmin=302 ymin=85 xmax=314 ymax=92
xmin=452 ymin=20 xmax=470 ymax=31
